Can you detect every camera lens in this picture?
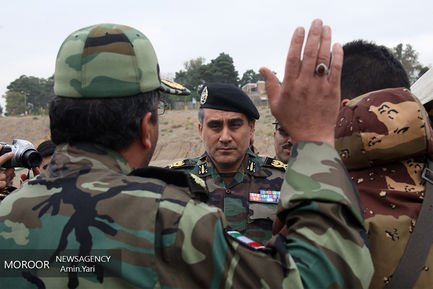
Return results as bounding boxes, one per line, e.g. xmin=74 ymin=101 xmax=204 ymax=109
xmin=22 ymin=150 xmax=42 ymax=168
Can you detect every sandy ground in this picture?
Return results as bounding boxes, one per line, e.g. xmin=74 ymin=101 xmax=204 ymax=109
xmin=0 ymin=106 xmax=276 ymax=168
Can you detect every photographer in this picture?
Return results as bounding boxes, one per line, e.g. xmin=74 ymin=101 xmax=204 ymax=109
xmin=0 ymin=145 xmax=15 ymax=201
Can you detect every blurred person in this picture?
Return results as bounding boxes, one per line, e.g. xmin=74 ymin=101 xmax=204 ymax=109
xmin=0 ymin=21 xmax=373 ymax=288
xmin=335 ymin=40 xmax=430 ymax=289
xmin=36 ymin=139 xmax=56 ymax=173
xmin=0 ymin=145 xmax=15 ymax=201
xmin=169 ymin=82 xmax=286 ymax=243
xmin=273 ymin=120 xmax=292 ymax=163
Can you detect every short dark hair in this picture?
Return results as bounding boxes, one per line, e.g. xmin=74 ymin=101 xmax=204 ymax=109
xmin=341 ymin=40 xmax=410 ymax=100
xmin=50 ymin=91 xmax=159 ymax=151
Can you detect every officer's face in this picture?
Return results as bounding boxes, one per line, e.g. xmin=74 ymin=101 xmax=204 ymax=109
xmin=199 ymin=109 xmax=255 ymax=173
xmin=273 ymin=123 xmax=292 ymax=163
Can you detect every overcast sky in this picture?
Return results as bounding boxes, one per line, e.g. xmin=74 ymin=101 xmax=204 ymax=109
xmin=1 ymin=0 xmax=433 ymax=107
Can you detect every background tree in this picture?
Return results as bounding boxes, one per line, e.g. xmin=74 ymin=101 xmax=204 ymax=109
xmin=172 ymin=53 xmax=240 ymax=106
xmin=201 ymin=53 xmax=239 ymax=85
xmin=239 ymin=69 xmax=263 ymax=87
xmin=392 ymin=43 xmax=430 ymax=84
xmin=6 ymin=75 xmax=54 ymax=115
xmin=174 ymin=57 xmax=207 ymax=102
xmin=5 ymin=91 xmax=26 ymax=115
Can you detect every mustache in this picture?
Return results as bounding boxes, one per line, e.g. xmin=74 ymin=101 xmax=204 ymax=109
xmin=216 ymin=144 xmax=236 ymax=150
xmin=282 ymin=142 xmax=293 ymax=149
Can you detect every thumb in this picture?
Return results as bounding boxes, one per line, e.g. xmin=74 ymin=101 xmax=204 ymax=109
xmin=259 ymin=67 xmax=280 ymax=105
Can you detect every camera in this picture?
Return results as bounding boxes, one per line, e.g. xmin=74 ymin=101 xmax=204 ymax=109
xmin=0 ymin=139 xmax=42 ymax=168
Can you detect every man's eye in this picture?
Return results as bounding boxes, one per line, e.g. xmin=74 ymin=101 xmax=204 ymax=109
xmin=208 ymin=123 xmax=222 ymax=129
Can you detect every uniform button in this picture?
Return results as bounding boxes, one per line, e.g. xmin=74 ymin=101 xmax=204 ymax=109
xmin=225 ymin=189 xmax=231 ymax=194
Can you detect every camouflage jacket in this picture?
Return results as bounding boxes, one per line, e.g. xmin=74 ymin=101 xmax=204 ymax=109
xmin=0 ymin=142 xmax=372 ymax=288
xmin=168 ymin=149 xmax=286 ymax=243
xmin=335 ymin=87 xmax=433 ymax=289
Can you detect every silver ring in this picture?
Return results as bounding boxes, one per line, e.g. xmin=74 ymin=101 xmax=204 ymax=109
xmin=315 ymin=63 xmax=329 ymax=76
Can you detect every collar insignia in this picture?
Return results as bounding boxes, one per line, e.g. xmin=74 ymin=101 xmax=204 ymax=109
xmin=198 ymin=163 xmax=208 ymax=175
xmin=247 ymin=159 xmax=256 ymax=173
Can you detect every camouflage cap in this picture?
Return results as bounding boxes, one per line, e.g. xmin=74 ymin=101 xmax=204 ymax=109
xmin=54 ymin=23 xmax=190 ymax=98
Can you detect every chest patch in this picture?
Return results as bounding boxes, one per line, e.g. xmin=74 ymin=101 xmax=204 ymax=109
xmin=249 ymin=190 xmax=280 ymax=203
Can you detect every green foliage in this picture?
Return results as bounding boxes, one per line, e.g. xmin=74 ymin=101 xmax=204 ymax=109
xmin=202 ymin=53 xmax=239 ymax=85
xmin=5 ymin=75 xmax=54 ymax=115
xmin=392 ymin=44 xmax=430 ymax=84
xmin=5 ymin=91 xmax=26 ymax=115
xmin=239 ymin=69 xmax=263 ymax=87
xmin=172 ymin=53 xmax=240 ymax=105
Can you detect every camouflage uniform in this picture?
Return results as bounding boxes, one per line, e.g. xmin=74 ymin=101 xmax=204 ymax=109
xmin=335 ymin=87 xmax=433 ymax=289
xmin=0 ymin=141 xmax=373 ymax=288
xmin=169 ymin=149 xmax=286 ymax=243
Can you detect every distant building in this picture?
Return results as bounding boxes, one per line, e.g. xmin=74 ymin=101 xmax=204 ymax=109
xmin=241 ymin=81 xmax=268 ymax=106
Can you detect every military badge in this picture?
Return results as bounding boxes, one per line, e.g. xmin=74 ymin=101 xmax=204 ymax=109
xmin=198 ymin=163 xmax=208 ymax=175
xmin=226 ymin=230 xmax=270 ymax=251
xmin=249 ymin=190 xmax=280 ymax=204
xmin=168 ymin=160 xmax=185 ymax=168
xmin=247 ymin=159 xmax=256 ymax=173
xmin=189 ymin=173 xmax=206 ymax=189
xmin=200 ymin=86 xmax=208 ymax=105
xmin=271 ymin=160 xmax=287 ymax=170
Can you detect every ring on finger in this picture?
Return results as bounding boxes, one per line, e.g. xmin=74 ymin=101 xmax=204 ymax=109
xmin=315 ymin=63 xmax=329 ymax=77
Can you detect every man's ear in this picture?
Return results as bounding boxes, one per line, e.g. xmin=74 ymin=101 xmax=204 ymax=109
xmin=140 ymin=112 xmax=153 ymax=150
xmin=341 ymin=99 xmax=350 ymax=107
xmin=250 ymin=120 xmax=256 ymax=137
xmin=198 ymin=123 xmax=204 ymax=141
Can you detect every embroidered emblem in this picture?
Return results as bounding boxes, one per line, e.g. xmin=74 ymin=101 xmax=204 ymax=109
xmin=249 ymin=190 xmax=280 ymax=204
xmin=247 ymin=159 xmax=256 ymax=173
xmin=169 ymin=160 xmax=185 ymax=168
xmin=200 ymin=87 xmax=208 ymax=105
xmin=198 ymin=163 xmax=208 ymax=175
xmin=189 ymin=173 xmax=206 ymax=189
xmin=271 ymin=159 xmax=287 ymax=170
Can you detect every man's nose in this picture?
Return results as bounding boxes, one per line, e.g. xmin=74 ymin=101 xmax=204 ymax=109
xmin=219 ymin=126 xmax=232 ymax=143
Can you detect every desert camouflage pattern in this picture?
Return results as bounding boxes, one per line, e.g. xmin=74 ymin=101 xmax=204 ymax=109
xmin=169 ymin=149 xmax=285 ymax=243
xmin=0 ymin=142 xmax=372 ymax=288
xmin=54 ymin=24 xmax=189 ymax=98
xmin=335 ymin=87 xmax=433 ymax=288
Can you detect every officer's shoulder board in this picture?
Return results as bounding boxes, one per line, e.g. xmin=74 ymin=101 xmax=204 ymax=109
xmin=262 ymin=157 xmax=287 ymax=172
xmin=167 ymin=158 xmax=197 ymax=169
xmin=129 ymin=167 xmax=208 ymax=202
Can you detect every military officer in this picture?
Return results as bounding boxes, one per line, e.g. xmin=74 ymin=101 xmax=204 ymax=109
xmin=273 ymin=120 xmax=293 ymax=163
xmin=169 ymin=82 xmax=286 ymax=243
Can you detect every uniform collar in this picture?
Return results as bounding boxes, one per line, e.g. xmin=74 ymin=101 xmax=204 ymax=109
xmin=50 ymin=143 xmax=132 ymax=177
xmin=197 ymin=149 xmax=267 ymax=178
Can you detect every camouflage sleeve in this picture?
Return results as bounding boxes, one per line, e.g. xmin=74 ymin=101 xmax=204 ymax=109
xmin=276 ymin=142 xmax=373 ymax=288
xmin=172 ymin=142 xmax=373 ymax=289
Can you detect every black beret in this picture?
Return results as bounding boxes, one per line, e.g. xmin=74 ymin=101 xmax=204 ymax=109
xmin=199 ymin=83 xmax=260 ymax=120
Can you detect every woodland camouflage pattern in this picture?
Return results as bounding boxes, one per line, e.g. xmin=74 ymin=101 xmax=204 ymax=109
xmin=0 ymin=142 xmax=372 ymax=288
xmin=335 ymin=87 xmax=433 ymax=289
xmin=54 ymin=24 xmax=189 ymax=98
xmin=169 ymin=149 xmax=285 ymax=243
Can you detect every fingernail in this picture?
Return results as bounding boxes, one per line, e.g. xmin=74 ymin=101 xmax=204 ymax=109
xmin=296 ymin=27 xmax=304 ymax=36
